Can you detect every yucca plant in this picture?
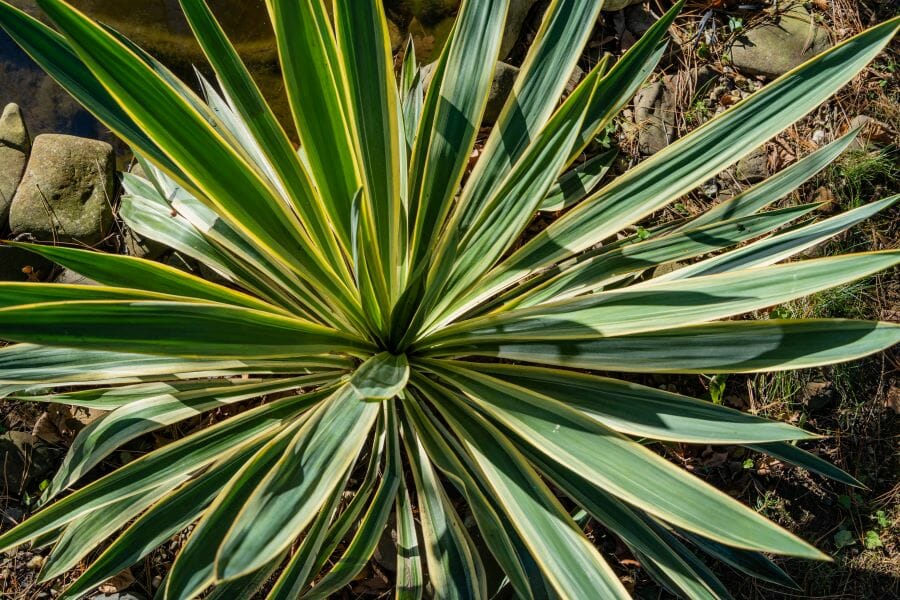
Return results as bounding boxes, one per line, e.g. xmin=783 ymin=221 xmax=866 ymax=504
xmin=0 ymin=0 xmax=897 ymax=598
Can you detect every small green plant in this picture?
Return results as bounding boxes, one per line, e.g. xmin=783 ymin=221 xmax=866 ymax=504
xmin=834 ymin=528 xmax=856 ymax=549
xmin=863 ymin=530 xmax=884 ymax=550
xmin=0 ymin=1 xmax=897 ymax=599
xmin=684 ymin=98 xmax=712 ymax=126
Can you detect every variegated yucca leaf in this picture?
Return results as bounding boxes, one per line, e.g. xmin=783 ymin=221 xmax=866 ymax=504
xmin=0 ymin=1 xmax=896 ymax=598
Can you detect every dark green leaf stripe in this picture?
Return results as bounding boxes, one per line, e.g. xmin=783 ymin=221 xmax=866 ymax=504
xmin=424 ymin=361 xmax=827 ymax=559
xmin=214 ymin=381 xmax=381 ymax=579
xmin=178 ymin=0 xmax=351 ymax=276
xmin=0 ymin=344 xmax=347 ymax=386
xmin=407 ymin=0 xmax=508 ymax=269
xmin=10 ymin=242 xmax=285 ymax=314
xmin=419 ymin=376 xmax=631 ymax=598
xmin=0 ymin=390 xmax=326 ymax=554
xmin=424 ymin=319 xmax=900 ymax=374
xmin=402 ymin=417 xmax=487 ymax=600
xmin=443 ymin=19 xmax=899 ymax=325
xmin=457 ymin=0 xmax=607 ymax=231
xmin=0 ymin=301 xmax=373 ymax=358
xmin=421 ymin=252 xmax=900 ymax=346
xmin=465 ymin=362 xmax=814 ymax=443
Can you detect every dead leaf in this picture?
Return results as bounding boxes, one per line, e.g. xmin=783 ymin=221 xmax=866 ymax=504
xmin=886 ymin=386 xmax=900 ymax=415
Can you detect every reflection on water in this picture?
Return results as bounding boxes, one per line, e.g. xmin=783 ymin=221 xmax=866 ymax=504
xmin=0 ymin=0 xmax=455 ymax=161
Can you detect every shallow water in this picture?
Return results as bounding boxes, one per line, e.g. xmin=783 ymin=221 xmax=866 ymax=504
xmin=0 ymin=0 xmax=453 ymax=161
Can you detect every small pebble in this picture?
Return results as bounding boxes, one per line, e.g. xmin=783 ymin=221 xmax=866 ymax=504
xmin=26 ymin=554 xmax=45 ymax=570
xmin=811 ymin=129 xmax=826 ymax=146
xmin=700 ymin=179 xmax=719 ymax=199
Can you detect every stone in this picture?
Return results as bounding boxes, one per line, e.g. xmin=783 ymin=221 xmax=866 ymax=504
xmin=421 ymin=60 xmax=520 ymax=126
xmin=700 ymin=179 xmax=719 ymax=199
xmin=97 ymin=568 xmax=136 ymax=594
xmin=0 ymin=431 xmax=54 ymax=496
xmin=0 ymin=505 xmax=23 ymax=527
xmin=0 ymin=244 xmax=54 ymax=282
xmin=0 ymin=103 xmax=30 ymax=227
xmin=54 ymin=268 xmax=99 ymax=286
xmin=565 ymin=64 xmax=585 ymax=95
xmin=387 ymin=18 xmax=404 ymax=52
xmin=10 ymin=134 xmax=115 ymax=245
xmin=124 ymin=229 xmax=167 ymax=261
xmin=735 ymin=147 xmax=769 ymax=182
xmin=728 ymin=4 xmax=831 ymax=79
xmin=634 ymin=80 xmax=675 ymax=155
xmin=483 ymin=62 xmax=520 ymax=125
xmin=848 ymin=115 xmax=894 ymax=147
xmin=500 ymin=0 xmax=541 ymax=59
xmin=623 ymin=3 xmax=657 ymax=38
xmin=803 ymin=380 xmax=835 ymax=411
xmin=603 ymin=0 xmax=644 ymax=11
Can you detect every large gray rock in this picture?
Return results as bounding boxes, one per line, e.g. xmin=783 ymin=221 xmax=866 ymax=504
xmin=728 ymin=4 xmax=831 ymax=79
xmin=0 ymin=103 xmax=30 ymax=227
xmin=634 ymin=80 xmax=675 ymax=155
xmin=10 ymin=134 xmax=115 ymax=245
xmin=421 ymin=60 xmax=520 ymax=126
xmin=483 ymin=62 xmax=520 ymax=125
xmin=500 ymin=0 xmax=541 ymax=59
xmin=735 ymin=146 xmax=769 ymax=182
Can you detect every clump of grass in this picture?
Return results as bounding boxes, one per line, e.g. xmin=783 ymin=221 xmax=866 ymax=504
xmin=832 ymin=147 xmax=899 ymax=209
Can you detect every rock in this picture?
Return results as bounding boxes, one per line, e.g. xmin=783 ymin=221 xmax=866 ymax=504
xmin=500 ymin=0 xmax=541 ymax=59
xmin=97 ymin=568 xmax=136 ymax=594
xmin=387 ymin=18 xmax=403 ymax=52
xmin=0 ymin=103 xmax=30 ymax=227
xmin=54 ymin=268 xmax=99 ymax=286
xmin=483 ymin=62 xmax=520 ymax=125
xmin=623 ymin=3 xmax=657 ymax=38
xmin=26 ymin=554 xmax=44 ymax=570
xmin=421 ymin=60 xmax=520 ymax=126
xmin=803 ymin=380 xmax=835 ymax=411
xmin=603 ymin=0 xmax=644 ymax=11
xmin=9 ymin=134 xmax=115 ymax=245
xmin=847 ymin=115 xmax=894 ymax=147
xmin=735 ymin=147 xmax=769 ymax=182
xmin=811 ymin=129 xmax=827 ymax=146
xmin=565 ymin=64 xmax=585 ymax=95
xmin=700 ymin=179 xmax=719 ymax=199
xmin=634 ymin=80 xmax=675 ymax=155
xmin=0 ymin=505 xmax=23 ymax=528
xmin=728 ymin=5 xmax=830 ymax=79
xmin=0 ymin=431 xmax=54 ymax=496
xmin=651 ymin=261 xmax=686 ymax=278
xmin=0 ymin=244 xmax=54 ymax=282
xmin=124 ymin=229 xmax=167 ymax=261
xmin=128 ymin=160 xmax=147 ymax=179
